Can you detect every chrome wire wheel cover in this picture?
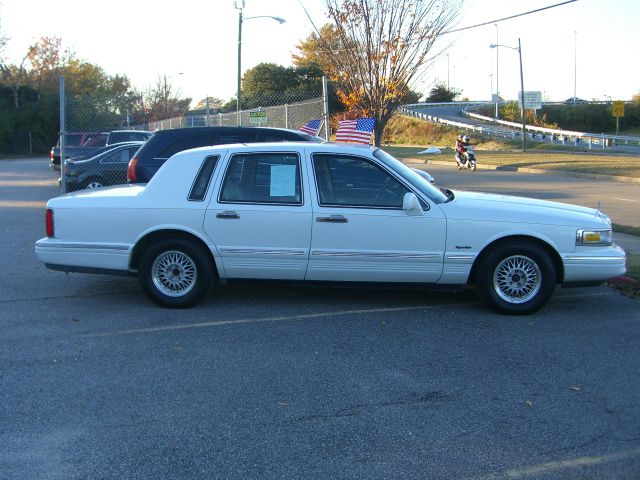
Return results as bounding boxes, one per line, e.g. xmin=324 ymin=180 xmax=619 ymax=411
xmin=151 ymin=250 xmax=197 ymax=297
xmin=493 ymin=255 xmax=542 ymax=304
xmin=86 ymin=181 xmax=103 ymax=188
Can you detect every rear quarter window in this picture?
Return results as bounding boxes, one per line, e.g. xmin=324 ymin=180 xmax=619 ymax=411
xmin=159 ymin=134 xmax=212 ymax=158
xmin=214 ymin=133 xmax=258 ymax=144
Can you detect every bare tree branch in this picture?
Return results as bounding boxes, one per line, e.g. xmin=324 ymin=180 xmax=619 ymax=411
xmin=318 ymin=0 xmax=462 ymax=145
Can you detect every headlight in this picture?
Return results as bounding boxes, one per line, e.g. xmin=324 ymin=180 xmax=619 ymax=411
xmin=576 ymin=229 xmax=612 ymax=246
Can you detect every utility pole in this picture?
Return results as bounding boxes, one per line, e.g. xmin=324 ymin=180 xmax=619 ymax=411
xmin=494 ymin=23 xmax=499 ymax=119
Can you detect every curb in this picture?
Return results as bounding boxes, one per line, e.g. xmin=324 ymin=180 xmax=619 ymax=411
xmin=404 ymin=158 xmax=640 ymax=185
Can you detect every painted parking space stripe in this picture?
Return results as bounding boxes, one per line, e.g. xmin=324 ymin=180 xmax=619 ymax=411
xmin=613 ymin=197 xmax=640 ymax=203
xmin=79 ymin=302 xmax=472 ymax=338
xmin=475 ymin=446 xmax=640 ymax=479
xmin=77 ymin=290 xmax=618 ymax=339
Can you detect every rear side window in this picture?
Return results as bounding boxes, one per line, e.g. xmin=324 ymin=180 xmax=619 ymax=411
xmin=159 ymin=134 xmax=212 ymax=158
xmin=189 ymin=155 xmax=219 ymax=201
xmin=215 ymin=133 xmax=258 ymax=144
xmin=219 ymin=153 xmax=302 ymax=205
xmin=101 ymin=148 xmax=133 ymax=164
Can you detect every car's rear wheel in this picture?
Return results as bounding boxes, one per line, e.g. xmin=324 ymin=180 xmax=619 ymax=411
xmin=83 ymin=177 xmax=104 ymax=189
xmin=475 ymin=241 xmax=557 ymax=315
xmin=139 ymin=239 xmax=212 ymax=308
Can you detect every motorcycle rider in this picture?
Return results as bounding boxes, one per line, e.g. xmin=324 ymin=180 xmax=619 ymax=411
xmin=456 ymin=134 xmax=471 ymax=167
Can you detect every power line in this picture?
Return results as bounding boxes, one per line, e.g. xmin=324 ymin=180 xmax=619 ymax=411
xmin=442 ymin=0 xmax=578 ymax=34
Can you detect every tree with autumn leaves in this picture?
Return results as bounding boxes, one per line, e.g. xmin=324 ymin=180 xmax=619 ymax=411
xmin=298 ymin=0 xmax=461 ymax=145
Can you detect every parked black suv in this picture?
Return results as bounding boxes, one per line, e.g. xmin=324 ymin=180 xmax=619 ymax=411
xmin=126 ymin=126 xmax=323 ymax=183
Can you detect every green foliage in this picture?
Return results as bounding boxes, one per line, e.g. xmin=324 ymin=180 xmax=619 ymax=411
xmin=424 ymin=82 xmax=460 ymax=103
xmin=541 ymin=103 xmax=640 ymax=133
xmin=241 ymin=62 xmax=343 ymax=113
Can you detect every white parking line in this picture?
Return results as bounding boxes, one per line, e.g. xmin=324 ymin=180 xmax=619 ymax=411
xmin=475 ymin=446 xmax=640 ymax=479
xmin=613 ymin=197 xmax=640 ymax=203
xmin=79 ymin=302 xmax=469 ymax=338
xmin=77 ymin=290 xmax=615 ymax=338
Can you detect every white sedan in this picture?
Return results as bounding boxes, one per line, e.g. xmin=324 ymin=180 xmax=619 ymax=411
xmin=35 ymin=142 xmax=626 ymax=314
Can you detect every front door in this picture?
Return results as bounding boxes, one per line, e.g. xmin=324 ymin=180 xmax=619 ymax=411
xmin=204 ymin=150 xmax=312 ymax=280
xmin=306 ymin=153 xmax=446 ymax=283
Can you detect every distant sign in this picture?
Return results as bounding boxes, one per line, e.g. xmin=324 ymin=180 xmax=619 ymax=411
xmin=612 ymin=101 xmax=625 ymax=117
xmin=518 ymin=91 xmax=542 ymax=110
xmin=249 ymin=110 xmax=267 ymax=125
xmin=491 ymin=94 xmax=501 ymax=103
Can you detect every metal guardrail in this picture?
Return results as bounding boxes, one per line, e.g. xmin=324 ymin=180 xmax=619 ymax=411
xmin=401 ymin=102 xmax=640 ymax=150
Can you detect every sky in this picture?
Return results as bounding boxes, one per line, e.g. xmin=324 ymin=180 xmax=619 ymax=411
xmin=1 ymin=0 xmax=638 ymax=105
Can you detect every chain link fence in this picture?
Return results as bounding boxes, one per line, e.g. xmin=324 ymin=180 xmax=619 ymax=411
xmin=58 ymin=82 xmax=328 ymax=193
xmin=142 ymin=96 xmax=325 ymax=133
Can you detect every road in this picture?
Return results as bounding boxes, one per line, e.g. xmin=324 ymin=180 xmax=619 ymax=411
xmin=409 ymin=104 xmax=640 ymax=155
xmin=1 ymin=158 xmax=639 ymax=479
xmin=408 ymin=159 xmax=640 ymax=229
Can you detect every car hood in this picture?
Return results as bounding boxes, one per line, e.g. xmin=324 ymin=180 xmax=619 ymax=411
xmin=441 ymin=190 xmax=609 ymax=227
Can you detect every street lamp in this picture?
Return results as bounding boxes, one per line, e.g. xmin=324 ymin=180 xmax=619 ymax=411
xmin=573 ymin=30 xmax=577 ymax=105
xmin=490 ymin=38 xmax=526 ymax=151
xmin=494 ymin=23 xmax=499 ymax=118
xmin=235 ymin=1 xmax=286 ymax=126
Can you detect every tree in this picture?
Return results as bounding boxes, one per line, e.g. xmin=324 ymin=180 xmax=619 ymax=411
xmin=316 ymin=0 xmax=461 ymax=145
xmin=194 ymin=96 xmax=225 ymax=111
xmin=143 ymin=75 xmax=191 ymax=122
xmin=425 ymin=82 xmax=461 ymax=103
xmin=240 ymin=62 xmax=328 ymax=109
xmin=292 ymin=23 xmax=341 ymax=71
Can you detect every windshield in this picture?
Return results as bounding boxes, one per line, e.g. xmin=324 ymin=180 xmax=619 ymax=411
xmin=373 ymin=148 xmax=449 ymax=203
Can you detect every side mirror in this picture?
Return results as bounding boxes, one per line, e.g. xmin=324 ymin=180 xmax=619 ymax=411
xmin=402 ymin=192 xmax=424 ymax=216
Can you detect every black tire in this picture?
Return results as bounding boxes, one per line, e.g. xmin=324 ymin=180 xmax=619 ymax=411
xmin=475 ymin=241 xmax=557 ymax=315
xmin=139 ymin=238 xmax=213 ymax=308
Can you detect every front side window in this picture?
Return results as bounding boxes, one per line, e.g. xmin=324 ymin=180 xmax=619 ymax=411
xmin=313 ymin=154 xmax=409 ymax=208
xmin=219 ymin=153 xmax=302 ymax=205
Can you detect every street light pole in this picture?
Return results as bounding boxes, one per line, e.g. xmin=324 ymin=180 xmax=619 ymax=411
xmin=235 ymin=3 xmax=286 ymax=127
xmin=237 ymin=6 xmax=243 ymax=125
xmin=573 ymin=30 xmax=577 ymax=106
xmin=518 ymin=38 xmax=526 ymax=152
xmin=494 ymin=23 xmax=499 ymax=119
xmin=490 ymin=39 xmax=526 ymax=151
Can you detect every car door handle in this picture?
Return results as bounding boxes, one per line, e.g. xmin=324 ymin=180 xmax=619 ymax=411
xmin=316 ymin=215 xmax=348 ymax=223
xmin=216 ymin=211 xmax=240 ymax=219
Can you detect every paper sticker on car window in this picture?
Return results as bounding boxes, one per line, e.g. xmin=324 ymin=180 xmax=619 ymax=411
xmin=270 ymin=164 xmax=296 ymax=197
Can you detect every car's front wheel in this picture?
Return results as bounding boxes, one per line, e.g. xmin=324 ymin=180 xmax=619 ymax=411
xmin=475 ymin=242 xmax=557 ymax=315
xmin=139 ymin=239 xmax=213 ymax=308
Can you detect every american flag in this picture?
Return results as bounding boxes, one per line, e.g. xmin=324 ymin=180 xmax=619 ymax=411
xmin=299 ymin=119 xmax=322 ymax=136
xmin=335 ymin=118 xmax=375 ymax=144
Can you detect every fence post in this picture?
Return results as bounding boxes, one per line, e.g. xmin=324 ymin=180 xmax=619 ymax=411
xmin=284 ymin=104 xmax=289 ymax=129
xmin=322 ymin=75 xmax=330 ymax=141
xmin=59 ymin=75 xmax=66 ymax=194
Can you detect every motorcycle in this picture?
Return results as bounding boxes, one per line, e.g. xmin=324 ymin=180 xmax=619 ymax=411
xmin=455 ymin=145 xmax=477 ymax=171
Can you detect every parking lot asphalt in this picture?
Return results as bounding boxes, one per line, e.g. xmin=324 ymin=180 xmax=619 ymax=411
xmin=1 ymin=158 xmax=639 ymax=479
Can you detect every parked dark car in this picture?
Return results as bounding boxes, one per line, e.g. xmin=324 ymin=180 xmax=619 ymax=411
xmin=50 ymin=132 xmax=108 ymax=170
xmin=63 ymin=142 xmax=144 ymax=192
xmin=106 ymin=130 xmax=153 ymax=144
xmin=126 ymin=126 xmax=324 ymax=183
xmin=50 ymin=130 xmax=153 ymax=170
